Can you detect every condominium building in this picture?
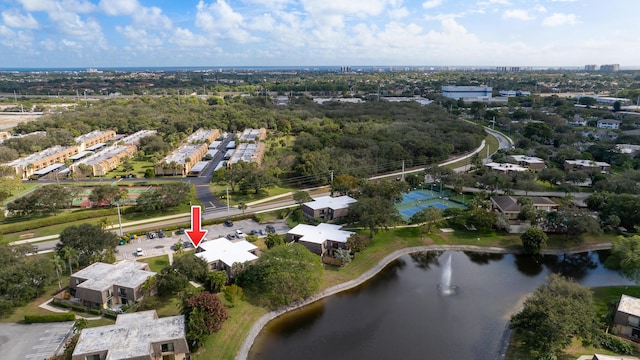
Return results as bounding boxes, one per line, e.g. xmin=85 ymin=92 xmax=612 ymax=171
xmin=75 ymin=130 xmax=116 ymax=152
xmin=186 ymin=128 xmax=220 ymax=144
xmin=155 ymin=143 xmax=208 ymax=176
xmin=71 ymin=145 xmax=137 ymax=176
xmin=226 ymin=142 xmax=266 ymax=168
xmin=5 ymin=145 xmax=79 ymax=179
xmin=117 ymin=130 xmax=157 ymax=146
xmin=238 ymin=128 xmax=267 ymax=142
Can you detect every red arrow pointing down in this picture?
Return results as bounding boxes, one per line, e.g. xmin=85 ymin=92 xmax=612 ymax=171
xmin=186 ymin=206 xmax=208 ymax=248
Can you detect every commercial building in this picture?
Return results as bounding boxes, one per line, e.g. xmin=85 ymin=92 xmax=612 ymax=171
xmin=600 ymin=64 xmax=620 ymax=73
xmin=597 ymin=119 xmax=621 ymax=129
xmin=155 ymin=143 xmax=209 ymax=176
xmin=71 ymin=145 xmax=137 ymax=177
xmin=286 ymin=223 xmax=354 ymax=257
xmin=510 ymin=155 xmax=546 ymax=170
xmin=442 ymin=86 xmax=492 ymax=101
xmin=484 ymin=162 xmax=528 ymax=173
xmin=302 ymin=195 xmax=357 ymax=221
xmin=5 ymin=145 xmax=79 ymax=179
xmin=564 ymin=159 xmax=611 ymax=174
xmin=75 ymin=130 xmax=116 ymax=152
xmin=195 ymin=237 xmax=259 ymax=277
xmin=490 ymin=196 xmax=558 ymax=220
xmin=69 ymin=261 xmax=156 ymax=309
xmin=72 ymin=310 xmax=189 ymax=360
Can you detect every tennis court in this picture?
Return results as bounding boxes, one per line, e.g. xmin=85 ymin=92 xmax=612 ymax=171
xmin=397 ymin=190 xmax=466 ymax=221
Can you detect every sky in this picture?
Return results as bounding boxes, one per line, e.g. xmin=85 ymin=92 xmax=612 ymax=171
xmin=0 ymin=0 xmax=637 ymax=69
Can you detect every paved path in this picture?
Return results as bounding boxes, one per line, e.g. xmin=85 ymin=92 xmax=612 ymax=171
xmin=235 ymin=243 xmax=609 ymax=360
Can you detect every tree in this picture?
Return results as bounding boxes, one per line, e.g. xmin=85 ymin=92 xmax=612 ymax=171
xmin=410 ymin=206 xmax=444 ymax=234
xmin=51 ymin=254 xmax=64 ymax=289
xmin=237 ymin=243 xmax=323 ymax=309
xmin=292 ymin=191 xmax=312 ymax=206
xmin=59 ymin=246 xmax=79 ymax=274
xmin=88 ymin=185 xmax=128 ymax=207
xmin=346 ymin=233 xmax=371 ymax=253
xmin=182 ymin=291 xmax=229 ymax=349
xmin=332 ymin=174 xmax=361 ymax=196
xmin=171 ymin=254 xmax=210 ymax=284
xmin=520 ymin=227 xmax=547 ymax=255
xmin=510 ymin=274 xmax=597 ymax=357
xmin=207 ymin=271 xmax=228 ymax=293
xmin=57 ymin=224 xmax=119 ymax=265
xmin=604 ymin=235 xmax=640 ymax=283
xmin=348 ymin=196 xmax=401 ymax=237
xmin=264 ymin=233 xmax=285 ymax=249
xmin=140 ymin=276 xmax=157 ymax=298
xmin=222 ymin=284 xmax=243 ymax=306
xmin=237 ymin=201 xmax=247 ymax=215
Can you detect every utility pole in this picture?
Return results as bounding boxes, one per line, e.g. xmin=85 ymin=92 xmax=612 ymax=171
xmin=178 ymin=89 xmax=181 ymax=106
xmin=116 ymin=202 xmax=123 ymax=236
xmin=330 ymin=170 xmax=334 ymax=184
xmin=13 ymin=90 xmax=17 ymax=102
xmin=226 ymin=186 xmax=230 ymax=215
xmin=401 ymin=160 xmax=405 ymax=181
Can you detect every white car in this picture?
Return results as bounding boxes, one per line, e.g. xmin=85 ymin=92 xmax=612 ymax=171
xmin=136 ymin=248 xmax=144 ymax=257
xmin=235 ymin=229 xmax=246 ymax=238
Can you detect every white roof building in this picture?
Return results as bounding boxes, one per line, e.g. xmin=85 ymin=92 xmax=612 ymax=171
xmin=287 ymin=223 xmax=355 ymax=256
xmin=195 ymin=237 xmax=258 ymax=274
xmin=485 ymin=162 xmax=528 ymax=173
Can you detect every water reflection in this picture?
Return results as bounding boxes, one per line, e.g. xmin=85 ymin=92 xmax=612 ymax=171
xmin=514 ymin=254 xmax=544 ymax=277
xmin=250 ymin=251 xmax=633 ymax=360
xmin=542 ymin=252 xmax=598 ymax=280
xmin=409 ymin=250 xmax=442 ymax=269
xmin=463 ymin=251 xmax=504 ymax=265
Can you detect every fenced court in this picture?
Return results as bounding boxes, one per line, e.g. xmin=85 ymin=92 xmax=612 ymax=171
xmin=396 ymin=190 xmax=466 ymax=222
xmin=72 ymin=186 xmax=159 ymax=207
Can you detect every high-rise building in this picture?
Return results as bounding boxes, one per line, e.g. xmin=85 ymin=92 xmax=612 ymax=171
xmin=584 ymin=64 xmax=597 ymax=71
xmin=600 ymin=64 xmax=620 ymax=72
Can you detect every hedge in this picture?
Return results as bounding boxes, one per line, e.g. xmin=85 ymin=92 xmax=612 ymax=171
xmin=71 ymin=305 xmax=87 ymax=312
xmin=599 ymin=333 xmax=634 ymax=355
xmin=103 ymin=312 xmax=117 ymax=320
xmin=24 ymin=313 xmax=75 ymax=323
xmin=52 ymin=299 xmax=70 ymax=308
xmin=89 ymin=309 xmax=102 ymax=315
xmin=1 ymin=208 xmax=115 ymax=235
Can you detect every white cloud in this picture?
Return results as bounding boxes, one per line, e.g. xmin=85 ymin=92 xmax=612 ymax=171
xmin=502 ymin=9 xmax=534 ymax=20
xmin=60 ymin=38 xmax=83 ymax=51
xmin=534 ymin=5 xmax=546 ymax=13
xmin=116 ymin=25 xmax=164 ymax=50
xmin=550 ymin=0 xmax=577 ymax=2
xmin=542 ymin=13 xmax=579 ymax=27
xmin=171 ymin=27 xmax=210 ymax=48
xmin=247 ymin=13 xmax=276 ymax=31
xmin=18 ymin=0 xmax=96 ymax=13
xmin=1 ymin=9 xmax=40 ymax=29
xmin=99 ymin=0 xmax=139 ymax=16
xmin=422 ymin=0 xmax=443 ymax=9
xmin=99 ymin=0 xmax=172 ymax=29
xmin=0 ymin=24 xmax=34 ymax=49
xmin=388 ymin=7 xmax=409 ymax=19
xmin=196 ymin=0 xmax=254 ymax=43
xmin=301 ymin=0 xmax=394 ymax=28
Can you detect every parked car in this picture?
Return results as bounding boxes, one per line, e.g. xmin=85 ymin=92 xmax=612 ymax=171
xmin=136 ymin=248 xmax=144 ymax=257
xmin=146 ymin=232 xmax=156 ymax=239
xmin=176 ymin=228 xmax=185 ymax=235
xmin=266 ymin=225 xmax=276 ymax=233
xmin=157 ymin=230 xmax=166 ymax=238
xmin=183 ymin=241 xmax=194 ymax=249
xmin=249 ymin=229 xmax=258 ymax=235
xmin=224 ymin=220 xmax=234 ymax=227
xmin=235 ymin=229 xmax=246 ymax=238
xmin=258 ymin=229 xmax=266 ymax=236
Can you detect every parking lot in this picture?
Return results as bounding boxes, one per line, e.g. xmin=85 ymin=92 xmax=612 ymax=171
xmin=116 ymin=219 xmax=289 ymax=261
xmin=0 ymin=322 xmax=73 ymax=359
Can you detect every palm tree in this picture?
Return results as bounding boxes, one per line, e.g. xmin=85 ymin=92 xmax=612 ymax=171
xmin=51 ymin=255 xmax=64 ymax=289
xmin=60 ymin=246 xmax=79 ymax=274
xmin=238 ymin=201 xmax=247 ymax=215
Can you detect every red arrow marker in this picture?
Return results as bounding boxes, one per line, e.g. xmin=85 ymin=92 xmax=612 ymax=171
xmin=186 ymin=206 xmax=208 ymax=248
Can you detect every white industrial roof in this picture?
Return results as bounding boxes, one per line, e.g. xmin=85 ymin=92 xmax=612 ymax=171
xmin=303 ymin=195 xmax=357 ymax=210
xmin=510 ymin=155 xmax=545 ymax=164
xmin=288 ymin=223 xmax=354 ymax=245
xmin=196 ymin=237 xmax=258 ymax=267
xmin=73 ymin=261 xmax=156 ymax=292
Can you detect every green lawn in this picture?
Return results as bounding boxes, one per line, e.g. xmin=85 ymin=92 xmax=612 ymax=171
xmin=139 ymin=254 xmax=170 ymax=273
xmin=209 ymin=185 xmax=296 ymax=206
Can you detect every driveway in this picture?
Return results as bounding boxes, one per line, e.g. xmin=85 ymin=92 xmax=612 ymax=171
xmin=0 ymin=322 xmax=73 ymax=359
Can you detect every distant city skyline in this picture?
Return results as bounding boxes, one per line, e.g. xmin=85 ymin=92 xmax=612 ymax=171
xmin=0 ymin=0 xmax=637 ymax=69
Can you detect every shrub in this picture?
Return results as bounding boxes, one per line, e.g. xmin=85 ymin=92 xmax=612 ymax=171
xmin=89 ymin=309 xmax=102 ymax=315
xmin=103 ymin=312 xmax=117 ymax=320
xmin=52 ymin=299 xmax=70 ymax=308
xmin=24 ymin=313 xmax=75 ymax=323
xmin=599 ymin=333 xmax=634 ymax=355
xmin=71 ymin=305 xmax=87 ymax=313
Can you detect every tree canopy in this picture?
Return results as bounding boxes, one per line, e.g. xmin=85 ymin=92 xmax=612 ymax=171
xmin=510 ymin=274 xmax=597 ymax=357
xmin=237 ymin=243 xmax=323 ymax=309
xmin=56 ymin=223 xmax=119 ymax=265
xmin=604 ymin=235 xmax=640 ymax=283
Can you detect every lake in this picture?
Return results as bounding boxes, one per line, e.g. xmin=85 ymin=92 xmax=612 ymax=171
xmin=249 ymin=250 xmax=633 ymax=360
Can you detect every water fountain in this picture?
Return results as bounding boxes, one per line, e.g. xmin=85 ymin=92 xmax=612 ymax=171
xmin=438 ymin=253 xmax=457 ymax=296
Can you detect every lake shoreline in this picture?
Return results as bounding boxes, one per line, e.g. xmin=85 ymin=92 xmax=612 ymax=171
xmin=235 ymin=242 xmax=613 ymax=360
